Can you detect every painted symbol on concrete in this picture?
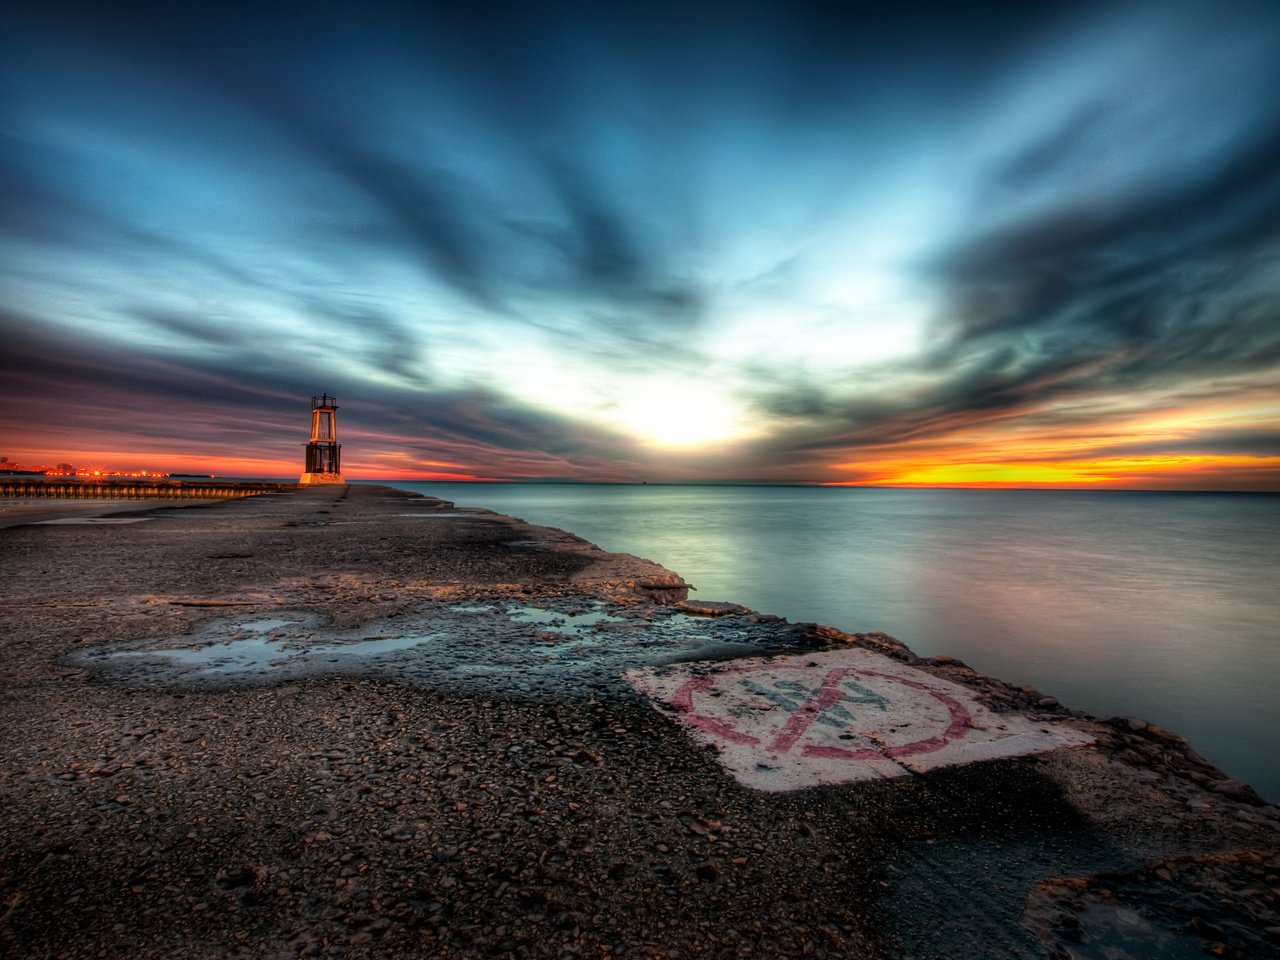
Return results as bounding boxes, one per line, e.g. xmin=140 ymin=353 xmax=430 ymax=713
xmin=628 ymin=648 xmax=1093 ymax=793
xmin=674 ymin=664 xmax=968 ymax=760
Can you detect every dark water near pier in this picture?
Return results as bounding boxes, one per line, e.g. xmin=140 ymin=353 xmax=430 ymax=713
xmin=375 ymin=482 xmax=1280 ymax=802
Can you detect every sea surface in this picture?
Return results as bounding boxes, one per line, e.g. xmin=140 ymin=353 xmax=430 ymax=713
xmin=372 ymin=481 xmax=1280 ymax=802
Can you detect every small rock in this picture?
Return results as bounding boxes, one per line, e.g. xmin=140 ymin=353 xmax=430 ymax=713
xmin=678 ymin=600 xmax=747 ymax=617
xmin=1212 ymin=778 xmax=1260 ymax=802
xmin=1115 ymin=749 xmax=1147 ymax=767
xmin=1187 ymin=916 xmax=1224 ymax=939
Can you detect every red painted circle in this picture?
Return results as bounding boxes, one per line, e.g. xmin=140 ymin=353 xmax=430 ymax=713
xmin=670 ymin=662 xmax=971 ymax=761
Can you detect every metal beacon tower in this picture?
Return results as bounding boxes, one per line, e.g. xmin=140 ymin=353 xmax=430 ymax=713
xmin=299 ymin=393 xmax=344 ymax=485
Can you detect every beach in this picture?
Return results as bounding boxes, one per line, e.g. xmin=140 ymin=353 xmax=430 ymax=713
xmin=1 ymin=484 xmax=1276 ymax=959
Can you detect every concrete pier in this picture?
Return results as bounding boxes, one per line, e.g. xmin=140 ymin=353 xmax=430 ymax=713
xmin=0 ymin=484 xmax=1276 ymax=959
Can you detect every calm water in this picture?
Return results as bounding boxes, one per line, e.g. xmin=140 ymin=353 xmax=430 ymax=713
xmin=373 ymin=482 xmax=1280 ymax=801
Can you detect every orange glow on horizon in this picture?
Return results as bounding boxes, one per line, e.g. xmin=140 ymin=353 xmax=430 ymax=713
xmin=825 ymin=455 xmax=1280 ymax=489
xmin=6 ymin=380 xmax=1277 ymax=489
xmin=7 ymin=447 xmax=1276 ymax=488
xmin=816 ymin=386 xmax=1280 ymax=491
xmin=6 ymin=450 xmax=505 ymax=483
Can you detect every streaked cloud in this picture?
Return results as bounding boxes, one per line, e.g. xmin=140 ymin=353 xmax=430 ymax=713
xmin=1 ymin=0 xmax=1277 ymax=488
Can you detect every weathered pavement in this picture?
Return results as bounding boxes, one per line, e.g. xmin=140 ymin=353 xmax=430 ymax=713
xmin=0 ymin=498 xmax=193 ymax=529
xmin=1 ymin=484 xmax=1276 ymax=959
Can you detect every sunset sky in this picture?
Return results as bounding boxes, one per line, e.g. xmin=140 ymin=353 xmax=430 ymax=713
xmin=2 ymin=0 xmax=1278 ymax=488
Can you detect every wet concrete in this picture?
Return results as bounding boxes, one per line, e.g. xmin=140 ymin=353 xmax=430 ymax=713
xmin=77 ymin=602 xmax=807 ymax=700
xmin=1 ymin=483 xmax=1276 ymax=959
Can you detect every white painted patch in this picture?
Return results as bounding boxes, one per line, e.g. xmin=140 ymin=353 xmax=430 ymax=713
xmin=34 ymin=517 xmax=152 ymax=525
xmin=627 ymin=648 xmax=1093 ymax=793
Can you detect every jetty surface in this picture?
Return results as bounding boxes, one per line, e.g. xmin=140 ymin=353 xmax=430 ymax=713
xmin=1 ymin=484 xmax=1276 ymax=959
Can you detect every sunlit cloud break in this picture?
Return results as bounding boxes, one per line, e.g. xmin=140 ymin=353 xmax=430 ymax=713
xmin=1 ymin=0 xmax=1277 ymax=489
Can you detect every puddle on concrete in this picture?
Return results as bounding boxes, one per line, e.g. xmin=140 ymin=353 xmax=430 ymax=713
xmin=103 ymin=614 xmax=444 ymax=675
xmin=116 ymin=637 xmax=298 ymax=674
xmin=509 ymin=605 xmax=627 ymax=635
xmin=78 ymin=601 xmax=811 ymax=701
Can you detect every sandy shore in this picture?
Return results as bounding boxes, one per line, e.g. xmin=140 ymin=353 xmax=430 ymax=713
xmin=1 ymin=484 xmax=1276 ymax=959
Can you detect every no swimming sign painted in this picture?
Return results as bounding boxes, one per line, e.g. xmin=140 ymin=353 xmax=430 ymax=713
xmin=628 ymin=648 xmax=1093 ymax=793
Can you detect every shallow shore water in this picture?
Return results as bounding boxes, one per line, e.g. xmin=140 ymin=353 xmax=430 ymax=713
xmin=1 ymin=484 xmax=1277 ymax=960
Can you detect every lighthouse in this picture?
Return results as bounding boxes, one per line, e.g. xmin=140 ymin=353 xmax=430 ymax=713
xmin=299 ymin=393 xmax=344 ymax=485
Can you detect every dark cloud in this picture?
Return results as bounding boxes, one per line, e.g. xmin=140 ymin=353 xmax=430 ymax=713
xmin=297 ymin=149 xmax=503 ymax=310
xmin=2 ymin=0 xmax=1278 ymax=485
xmin=548 ymin=164 xmax=643 ymax=288
xmin=989 ymin=102 xmax=1114 ymax=196
xmin=539 ymin=157 xmax=703 ymax=324
xmin=298 ymin=300 xmax=431 ymax=385
xmin=130 ymin=308 xmax=235 ymax=347
xmin=911 ymin=124 xmax=1280 ymax=422
xmin=1075 ymin=430 xmax=1280 ymax=460
xmin=0 ymin=311 xmax=644 ymax=478
xmin=938 ymin=82 xmax=1280 ymax=328
xmin=739 ymin=55 xmax=1280 ymax=467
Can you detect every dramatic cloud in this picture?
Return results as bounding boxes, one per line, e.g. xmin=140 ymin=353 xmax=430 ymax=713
xmin=1 ymin=0 xmax=1277 ymax=488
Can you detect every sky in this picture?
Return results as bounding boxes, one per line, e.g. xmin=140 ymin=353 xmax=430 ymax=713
xmin=1 ymin=0 xmax=1278 ymax=488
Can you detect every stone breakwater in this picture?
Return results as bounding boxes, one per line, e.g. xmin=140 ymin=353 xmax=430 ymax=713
xmin=0 ymin=478 xmax=295 ymax=500
xmin=0 ymin=484 xmax=1276 ymax=960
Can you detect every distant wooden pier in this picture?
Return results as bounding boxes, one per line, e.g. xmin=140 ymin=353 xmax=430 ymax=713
xmin=0 ymin=479 xmax=296 ymax=500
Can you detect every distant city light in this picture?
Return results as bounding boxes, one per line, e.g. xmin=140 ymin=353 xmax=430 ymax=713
xmin=43 ymin=468 xmax=171 ymax=478
xmin=0 ymin=460 xmax=172 ymax=478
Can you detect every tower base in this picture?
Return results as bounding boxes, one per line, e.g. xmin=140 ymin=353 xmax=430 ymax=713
xmin=298 ymin=472 xmax=345 ymax=486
